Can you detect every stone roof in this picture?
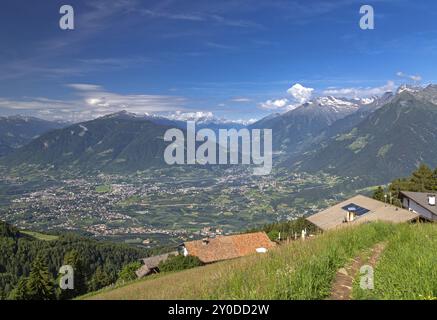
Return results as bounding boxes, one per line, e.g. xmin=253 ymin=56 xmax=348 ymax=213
xmin=136 ymin=251 xmax=179 ymax=278
xmin=306 ymin=195 xmax=419 ymax=231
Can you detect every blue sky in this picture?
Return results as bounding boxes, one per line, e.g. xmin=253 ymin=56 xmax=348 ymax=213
xmin=0 ymin=0 xmax=436 ymax=122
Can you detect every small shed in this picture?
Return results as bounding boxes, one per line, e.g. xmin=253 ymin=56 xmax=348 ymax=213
xmin=135 ymin=251 xmax=178 ymax=278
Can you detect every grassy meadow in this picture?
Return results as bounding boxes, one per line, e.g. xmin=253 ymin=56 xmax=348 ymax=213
xmin=353 ymin=223 xmax=437 ymax=300
xmin=84 ymin=222 xmax=408 ymax=300
xmin=21 ymin=230 xmax=59 ymax=241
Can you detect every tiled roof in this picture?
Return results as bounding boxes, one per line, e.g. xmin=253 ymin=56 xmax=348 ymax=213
xmin=306 ymin=195 xmax=419 ymax=231
xmin=184 ymin=232 xmax=275 ymax=263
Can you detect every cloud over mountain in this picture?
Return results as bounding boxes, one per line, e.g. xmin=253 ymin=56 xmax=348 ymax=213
xmin=260 ymin=83 xmax=314 ymax=111
xmin=287 ymin=83 xmax=314 ymax=104
xmin=322 ymin=81 xmax=396 ymax=99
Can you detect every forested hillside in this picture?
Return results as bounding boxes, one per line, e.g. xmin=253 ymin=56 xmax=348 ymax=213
xmin=0 ymin=221 xmax=160 ymax=300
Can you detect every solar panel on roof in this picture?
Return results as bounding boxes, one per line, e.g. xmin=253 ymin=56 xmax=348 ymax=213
xmin=341 ymin=203 xmax=370 ymax=216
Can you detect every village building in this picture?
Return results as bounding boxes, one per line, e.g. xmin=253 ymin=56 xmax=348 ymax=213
xmin=400 ymin=191 xmax=437 ymax=222
xmin=181 ymin=232 xmax=276 ymax=264
xmin=306 ymin=195 xmax=419 ymax=231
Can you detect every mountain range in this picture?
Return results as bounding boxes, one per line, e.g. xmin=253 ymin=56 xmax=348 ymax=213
xmin=294 ymin=86 xmax=437 ymax=182
xmin=250 ymin=95 xmax=379 ymax=154
xmin=1 ymin=84 xmax=437 ymax=183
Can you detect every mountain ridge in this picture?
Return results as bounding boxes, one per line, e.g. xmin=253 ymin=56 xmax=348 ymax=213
xmin=293 ymin=90 xmax=437 ymax=182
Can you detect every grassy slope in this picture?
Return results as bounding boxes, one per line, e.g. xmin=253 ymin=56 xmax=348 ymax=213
xmin=21 ymin=230 xmax=59 ymax=241
xmin=353 ymin=223 xmax=437 ymax=300
xmin=84 ymin=223 xmax=398 ymax=300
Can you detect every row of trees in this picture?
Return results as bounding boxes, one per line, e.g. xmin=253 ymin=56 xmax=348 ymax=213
xmin=256 ymin=217 xmax=318 ymax=241
xmin=373 ymin=164 xmax=437 ymax=206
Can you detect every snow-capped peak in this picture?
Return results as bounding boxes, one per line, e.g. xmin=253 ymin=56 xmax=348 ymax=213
xmin=315 ymin=96 xmax=357 ymax=107
xmin=166 ymin=111 xmax=215 ymax=123
xmin=397 ymin=84 xmax=422 ymax=94
xmin=357 ymin=97 xmax=376 ymax=105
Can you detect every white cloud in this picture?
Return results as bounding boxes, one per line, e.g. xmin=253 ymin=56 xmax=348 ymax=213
xmin=231 ymin=97 xmax=252 ymax=103
xmin=287 ymin=83 xmax=314 ymax=104
xmin=140 ymin=9 xmax=261 ymax=29
xmin=74 ymin=85 xmax=188 ymax=116
xmin=0 ymin=84 xmax=188 ymax=122
xmin=260 ymin=98 xmax=289 ymax=110
xmin=322 ymin=81 xmax=396 ymax=98
xmin=396 ymin=71 xmax=422 ymax=82
xmin=67 ymin=84 xmax=104 ymax=91
xmin=260 ymin=83 xmax=314 ymax=111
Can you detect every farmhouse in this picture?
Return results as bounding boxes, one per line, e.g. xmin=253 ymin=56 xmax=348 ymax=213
xmin=400 ymin=191 xmax=437 ymax=222
xmin=181 ymin=232 xmax=276 ymax=264
xmin=306 ymin=195 xmax=419 ymax=231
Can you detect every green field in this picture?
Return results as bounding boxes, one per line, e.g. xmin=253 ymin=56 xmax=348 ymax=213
xmin=21 ymin=230 xmax=59 ymax=241
xmin=82 ymin=222 xmax=437 ymax=300
xmin=95 ymin=185 xmax=112 ymax=193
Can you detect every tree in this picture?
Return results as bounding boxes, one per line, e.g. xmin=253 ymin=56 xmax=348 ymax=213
xmin=260 ymin=217 xmax=319 ymax=241
xmin=8 ymin=277 xmax=29 ymax=300
xmin=158 ymin=255 xmax=203 ymax=273
xmin=26 ymin=255 xmax=55 ymax=300
xmin=433 ymin=168 xmax=437 ymax=191
xmin=410 ymin=164 xmax=434 ymax=192
xmin=89 ymin=266 xmax=112 ymax=292
xmin=58 ymin=250 xmax=87 ymax=299
xmin=372 ymin=186 xmax=385 ymax=202
xmin=387 ymin=165 xmax=437 ymax=206
xmin=267 ymin=230 xmax=280 ymax=242
xmin=117 ymin=261 xmax=141 ymax=283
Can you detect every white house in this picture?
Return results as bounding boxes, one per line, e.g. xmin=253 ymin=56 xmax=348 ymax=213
xmin=400 ymin=191 xmax=437 ymax=222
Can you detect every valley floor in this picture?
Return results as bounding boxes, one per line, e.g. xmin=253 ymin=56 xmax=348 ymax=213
xmin=83 ymin=222 xmax=437 ymax=300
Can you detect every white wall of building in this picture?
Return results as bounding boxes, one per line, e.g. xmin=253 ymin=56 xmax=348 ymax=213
xmin=404 ymin=199 xmax=436 ymax=221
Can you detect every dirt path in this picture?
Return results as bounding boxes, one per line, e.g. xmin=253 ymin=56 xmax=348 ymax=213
xmin=329 ymin=242 xmax=386 ymax=300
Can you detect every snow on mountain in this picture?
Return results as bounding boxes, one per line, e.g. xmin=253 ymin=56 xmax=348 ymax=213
xmin=396 ymin=84 xmax=422 ymax=94
xmin=355 ymin=97 xmax=376 ymax=105
xmin=314 ymin=96 xmax=359 ymax=112
xmin=165 ymin=111 xmax=215 ymax=123
xmin=103 ymin=110 xmax=255 ymax=126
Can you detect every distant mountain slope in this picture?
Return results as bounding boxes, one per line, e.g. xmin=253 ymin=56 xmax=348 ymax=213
xmin=310 ymin=92 xmax=394 ymax=145
xmin=0 ymin=116 xmax=67 ymax=157
xmin=296 ymin=91 xmax=437 ymax=182
xmin=1 ymin=113 xmax=175 ymax=173
xmin=250 ymin=96 xmax=362 ymax=153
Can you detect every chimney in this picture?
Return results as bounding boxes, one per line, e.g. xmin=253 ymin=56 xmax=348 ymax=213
xmin=346 ymin=206 xmax=356 ymax=222
xmin=428 ymin=195 xmax=436 ymax=206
